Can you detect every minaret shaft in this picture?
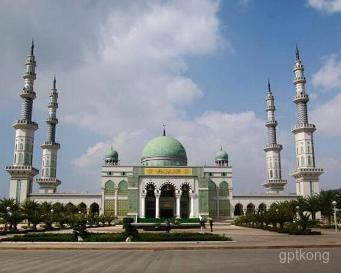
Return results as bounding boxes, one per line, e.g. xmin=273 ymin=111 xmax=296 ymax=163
xmin=291 ymin=47 xmax=323 ymax=196
xmin=5 ymin=42 xmax=39 ymax=203
xmin=263 ymin=81 xmax=287 ymax=194
xmin=36 ymin=77 xmax=61 ymax=193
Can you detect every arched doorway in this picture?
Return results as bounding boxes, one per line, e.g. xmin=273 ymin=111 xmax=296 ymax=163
xmin=180 ymin=184 xmax=190 ymax=218
xmin=246 ymin=203 xmax=255 ymax=214
xmin=78 ymin=202 xmax=87 ymax=213
xmin=234 ymin=203 xmax=243 ymax=216
xmin=160 ymin=184 xmax=175 ymax=218
xmin=145 ymin=184 xmax=156 ymax=218
xmin=89 ymin=203 xmax=100 ymax=214
xmin=258 ymin=203 xmax=267 ymax=212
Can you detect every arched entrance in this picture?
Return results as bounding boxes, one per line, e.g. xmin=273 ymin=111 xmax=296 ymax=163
xmin=234 ymin=203 xmax=243 ymax=216
xmin=246 ymin=203 xmax=255 ymax=214
xmin=78 ymin=202 xmax=87 ymax=213
xmin=160 ymin=184 xmax=175 ymax=218
xmin=89 ymin=203 xmax=100 ymax=214
xmin=145 ymin=184 xmax=156 ymax=218
xmin=180 ymin=184 xmax=190 ymax=218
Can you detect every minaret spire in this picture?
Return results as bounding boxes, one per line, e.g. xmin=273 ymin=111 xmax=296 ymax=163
xmin=295 ymin=44 xmax=300 ymax=61
xmin=30 ymin=39 xmax=34 ymax=56
xmin=263 ymin=80 xmax=287 ymax=194
xmin=36 ymin=76 xmax=61 ymax=193
xmin=291 ymin=47 xmax=323 ymax=196
xmin=5 ymin=42 xmax=39 ymax=202
xmin=163 ymin=124 xmax=166 ymax=136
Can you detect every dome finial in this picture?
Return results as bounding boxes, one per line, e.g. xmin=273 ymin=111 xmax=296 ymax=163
xmin=163 ymin=124 xmax=166 ymax=136
xmin=53 ymin=75 xmax=56 ymax=89
xmin=220 ymin=144 xmax=222 ymax=151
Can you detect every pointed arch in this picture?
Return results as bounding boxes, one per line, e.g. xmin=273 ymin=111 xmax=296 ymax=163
xmin=219 ymin=181 xmax=229 ymax=196
xmin=118 ymin=180 xmax=128 ymax=196
xmin=104 ymin=180 xmax=115 ymax=195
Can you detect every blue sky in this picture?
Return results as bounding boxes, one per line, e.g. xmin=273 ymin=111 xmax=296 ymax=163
xmin=0 ymin=0 xmax=340 ymax=197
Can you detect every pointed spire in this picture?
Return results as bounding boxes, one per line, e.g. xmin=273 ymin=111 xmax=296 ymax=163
xmin=163 ymin=124 xmax=166 ymax=136
xmin=295 ymin=44 xmax=300 ymax=61
xmin=220 ymin=144 xmax=223 ymax=151
xmin=53 ymin=75 xmax=56 ymax=89
xmin=30 ymin=38 xmax=34 ymax=56
xmin=267 ymin=78 xmax=271 ymax=93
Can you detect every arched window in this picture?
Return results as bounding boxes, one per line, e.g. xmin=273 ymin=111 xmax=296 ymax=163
xmin=105 ymin=180 xmax=115 ymax=195
xmin=19 ymin=153 xmax=23 ymax=164
xmin=19 ymin=143 xmax=23 ymax=151
xmin=270 ymin=170 xmax=273 ymax=178
xmin=301 ymin=156 xmax=305 ymax=166
xmin=118 ymin=180 xmax=128 ymax=196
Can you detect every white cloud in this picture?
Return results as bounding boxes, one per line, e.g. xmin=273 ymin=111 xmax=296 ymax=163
xmin=307 ymin=0 xmax=341 ymax=13
xmin=312 ymin=55 xmax=341 ymax=90
xmin=311 ymin=93 xmax=341 ymax=136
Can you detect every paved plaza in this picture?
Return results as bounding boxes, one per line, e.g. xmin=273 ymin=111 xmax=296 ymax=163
xmin=0 ymin=248 xmax=340 ymax=273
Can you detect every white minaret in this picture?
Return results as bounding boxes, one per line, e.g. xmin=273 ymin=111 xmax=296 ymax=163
xmin=291 ymin=46 xmax=323 ymax=196
xmin=263 ymin=80 xmax=287 ymax=194
xmin=36 ymin=77 xmax=61 ymax=193
xmin=6 ymin=41 xmax=39 ymax=202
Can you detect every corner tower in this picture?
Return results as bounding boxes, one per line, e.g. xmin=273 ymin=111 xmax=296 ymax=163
xmin=36 ymin=77 xmax=61 ymax=193
xmin=5 ymin=41 xmax=39 ymax=202
xmin=263 ymin=80 xmax=287 ymax=194
xmin=291 ymin=46 xmax=323 ymax=196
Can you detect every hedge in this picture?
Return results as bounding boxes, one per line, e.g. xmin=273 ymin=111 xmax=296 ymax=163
xmin=2 ymin=232 xmax=231 ymax=242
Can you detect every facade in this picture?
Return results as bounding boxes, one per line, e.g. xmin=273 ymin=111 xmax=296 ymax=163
xmin=101 ymin=135 xmax=232 ymax=218
xmin=4 ymin=43 xmax=324 ymax=219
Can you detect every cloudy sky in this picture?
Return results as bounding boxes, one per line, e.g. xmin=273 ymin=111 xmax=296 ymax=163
xmin=0 ymin=0 xmax=340 ymax=197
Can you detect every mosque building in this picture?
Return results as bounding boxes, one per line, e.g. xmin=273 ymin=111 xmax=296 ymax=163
xmin=4 ymin=42 xmax=323 ymax=219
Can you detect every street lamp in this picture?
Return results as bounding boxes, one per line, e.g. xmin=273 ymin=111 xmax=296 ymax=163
xmin=296 ymin=206 xmax=300 ymax=220
xmin=332 ymin=201 xmax=338 ymax=232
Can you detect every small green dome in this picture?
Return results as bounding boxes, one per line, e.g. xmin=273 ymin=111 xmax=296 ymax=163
xmin=215 ymin=148 xmax=228 ymax=161
xmin=141 ymin=136 xmax=187 ymax=166
xmin=105 ymin=147 xmax=118 ymax=160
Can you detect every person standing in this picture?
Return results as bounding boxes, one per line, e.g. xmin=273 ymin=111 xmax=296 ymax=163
xmin=209 ymin=218 xmax=213 ymax=232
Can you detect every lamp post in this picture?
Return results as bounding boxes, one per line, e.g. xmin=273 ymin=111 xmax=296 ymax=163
xmin=296 ymin=206 xmax=300 ymax=220
xmin=332 ymin=201 xmax=338 ymax=232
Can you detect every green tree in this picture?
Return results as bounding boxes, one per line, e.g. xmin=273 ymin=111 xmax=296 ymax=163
xmin=40 ymin=202 xmax=54 ymax=229
xmin=52 ymin=202 xmax=67 ymax=228
xmin=21 ymin=200 xmax=41 ymax=231
xmin=0 ymin=198 xmax=23 ymax=231
xmin=319 ymin=190 xmax=337 ymax=225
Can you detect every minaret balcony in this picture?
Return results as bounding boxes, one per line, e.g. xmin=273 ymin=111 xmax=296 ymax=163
xmin=291 ymin=167 xmax=324 ymax=179
xmin=23 ymin=72 xmax=36 ymax=80
xmin=20 ymin=89 xmax=36 ymax=99
xmin=41 ymin=142 xmax=60 ymax=149
xmin=293 ymin=93 xmax=309 ymax=103
xmin=46 ymin=117 xmax=58 ymax=124
xmin=36 ymin=178 xmax=61 ymax=186
xmin=264 ymin=144 xmax=282 ymax=152
xmin=48 ymin=102 xmax=58 ymax=108
xmin=13 ymin=120 xmax=38 ymax=131
xmin=292 ymin=123 xmax=316 ymax=133
xmin=265 ymin=120 xmax=277 ymax=127
xmin=265 ymin=106 xmax=275 ymax=111
xmin=5 ymin=165 xmax=39 ymax=177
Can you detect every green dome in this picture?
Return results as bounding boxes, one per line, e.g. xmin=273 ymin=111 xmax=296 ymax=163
xmin=105 ymin=147 xmax=118 ymax=160
xmin=215 ymin=149 xmax=228 ymax=161
xmin=141 ymin=136 xmax=187 ymax=167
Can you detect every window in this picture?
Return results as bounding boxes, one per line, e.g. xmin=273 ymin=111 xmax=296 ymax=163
xmin=108 ymin=172 xmax=112 ymax=176
xmin=270 ymin=170 xmax=273 ymax=178
xmin=221 ymin=172 xmax=227 ymax=177
xmin=301 ymin=156 xmax=305 ymax=166
xmin=118 ymin=180 xmax=128 ymax=196
xmin=307 ymin=156 xmax=311 ymax=166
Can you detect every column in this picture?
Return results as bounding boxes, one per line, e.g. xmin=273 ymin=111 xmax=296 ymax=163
xmin=141 ymin=191 xmax=146 ymax=218
xmin=114 ymin=187 xmax=118 ymax=217
xmin=175 ymin=190 xmax=182 ymax=219
xmin=189 ymin=191 xmax=195 ymax=218
xmin=155 ymin=190 xmax=160 ymax=218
